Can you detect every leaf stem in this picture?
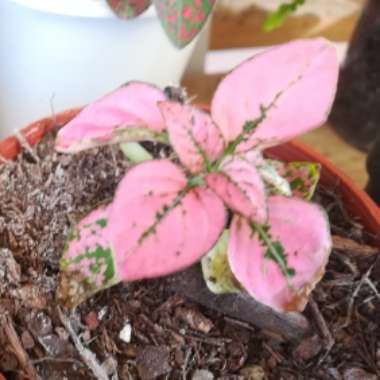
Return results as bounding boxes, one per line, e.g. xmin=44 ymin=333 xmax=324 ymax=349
xmin=250 ymin=221 xmax=295 ymax=281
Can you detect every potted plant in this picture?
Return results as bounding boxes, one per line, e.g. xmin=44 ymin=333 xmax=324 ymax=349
xmin=1 ymin=38 xmax=380 ymax=380
xmin=0 ymin=0 xmax=214 ymax=139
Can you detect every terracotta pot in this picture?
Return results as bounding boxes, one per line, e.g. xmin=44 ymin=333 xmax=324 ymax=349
xmin=1 ymin=109 xmax=380 ymax=250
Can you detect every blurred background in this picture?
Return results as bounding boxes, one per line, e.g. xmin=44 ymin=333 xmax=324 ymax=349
xmin=1 ymin=0 xmax=378 ymax=197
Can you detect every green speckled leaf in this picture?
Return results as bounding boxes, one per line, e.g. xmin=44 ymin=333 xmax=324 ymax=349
xmin=154 ymin=0 xmax=216 ymax=48
xmin=201 ymin=230 xmax=242 ymax=294
xmin=107 ymin=0 xmax=151 ymax=19
xmin=57 ymin=206 xmax=120 ymax=309
xmin=267 ymin=160 xmax=321 ymax=200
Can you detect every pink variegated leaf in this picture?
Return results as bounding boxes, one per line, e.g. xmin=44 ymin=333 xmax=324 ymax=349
xmin=107 ymin=0 xmax=151 ymax=19
xmin=57 ymin=205 xmax=120 ymax=309
xmin=211 ymin=38 xmax=339 ymax=151
xmin=206 ymin=155 xmax=267 ymax=224
xmin=159 ymin=101 xmax=225 ymax=174
xmin=229 ymin=196 xmax=332 ymax=312
xmin=109 ymin=160 xmax=227 ymax=281
xmin=55 ymin=82 xmax=168 ymax=153
xmin=154 ymin=0 xmax=216 ymax=48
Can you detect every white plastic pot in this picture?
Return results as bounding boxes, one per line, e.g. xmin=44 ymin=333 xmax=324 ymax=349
xmin=0 ymin=0 xmax=205 ymax=138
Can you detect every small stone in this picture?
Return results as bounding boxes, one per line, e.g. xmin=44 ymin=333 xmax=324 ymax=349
xmin=21 ymin=330 xmax=35 ymax=350
xmin=343 ymin=368 xmax=377 ymax=380
xmin=85 ymin=311 xmax=99 ymax=331
xmin=136 ymin=346 xmax=171 ymax=380
xmin=119 ymin=323 xmax=132 ymax=343
xmin=240 ymin=365 xmax=267 ymax=380
xmin=192 ymin=369 xmax=214 ymax=380
xmin=293 ymin=335 xmax=322 ymax=361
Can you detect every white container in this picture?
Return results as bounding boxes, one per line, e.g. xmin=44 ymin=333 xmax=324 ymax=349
xmin=0 ymin=0 xmax=204 ymax=138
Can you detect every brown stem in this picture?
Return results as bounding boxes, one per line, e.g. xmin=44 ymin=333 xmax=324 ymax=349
xmin=165 ymin=264 xmax=310 ymax=342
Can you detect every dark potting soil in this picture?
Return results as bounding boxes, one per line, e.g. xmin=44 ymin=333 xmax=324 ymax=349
xmin=0 ymin=127 xmax=380 ymax=380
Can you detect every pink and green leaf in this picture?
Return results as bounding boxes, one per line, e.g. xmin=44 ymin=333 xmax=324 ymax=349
xmin=153 ymin=0 xmax=216 ymax=48
xmin=55 ymin=82 xmax=168 ymax=153
xmin=266 ymin=160 xmax=321 ymax=200
xmin=57 ymin=205 xmax=120 ymax=309
xmin=228 ymin=196 xmax=332 ymax=312
xmin=159 ymin=101 xmax=225 ymax=173
xmin=106 ymin=0 xmax=151 ymax=19
xmin=201 ymin=230 xmax=242 ymax=294
xmin=109 ymin=159 xmax=227 ymax=281
xmin=206 ymin=155 xmax=267 ymax=224
xmin=211 ymin=38 xmax=339 ymax=151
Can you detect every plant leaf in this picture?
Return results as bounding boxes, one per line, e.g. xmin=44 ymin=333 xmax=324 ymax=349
xmin=109 ymin=159 xmax=227 ymax=281
xmin=257 ymin=160 xmax=292 ymax=197
xmin=153 ymin=0 xmax=216 ymax=48
xmin=228 ymin=196 xmax=332 ymax=312
xmin=106 ymin=0 xmax=151 ymax=19
xmin=267 ymin=160 xmax=321 ymax=200
xmin=55 ymin=82 xmax=168 ymax=153
xmin=211 ymin=38 xmax=339 ymax=151
xmin=57 ymin=205 xmax=119 ymax=309
xmin=201 ymin=230 xmax=242 ymax=294
xmin=206 ymin=155 xmax=267 ymax=224
xmin=120 ymin=142 xmax=154 ymax=163
xmin=159 ymin=101 xmax=225 ymax=173
xmin=263 ymin=0 xmax=305 ymax=32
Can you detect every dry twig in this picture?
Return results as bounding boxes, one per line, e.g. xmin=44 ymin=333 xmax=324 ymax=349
xmin=343 ymin=265 xmax=374 ymax=328
xmin=1 ymin=315 xmax=39 ymax=380
xmin=332 ymin=235 xmax=379 ymax=257
xmin=14 ymin=131 xmax=40 ymax=163
xmin=309 ymin=297 xmax=334 ymax=364
xmin=58 ymin=307 xmax=110 ymax=380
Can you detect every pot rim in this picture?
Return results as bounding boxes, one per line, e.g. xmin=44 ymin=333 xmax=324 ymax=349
xmin=1 ymin=108 xmax=379 ymax=247
xmin=9 ymin=0 xmax=155 ymax=19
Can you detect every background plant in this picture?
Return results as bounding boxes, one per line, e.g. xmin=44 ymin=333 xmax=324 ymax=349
xmin=107 ymin=0 xmax=217 ymax=48
xmin=105 ymin=0 xmax=307 ymax=48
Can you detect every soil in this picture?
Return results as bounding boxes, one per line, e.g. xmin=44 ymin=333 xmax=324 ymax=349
xmin=1 ymin=126 xmax=380 ymax=380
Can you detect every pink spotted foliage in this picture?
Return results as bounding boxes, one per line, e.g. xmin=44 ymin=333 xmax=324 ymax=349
xmin=105 ymin=0 xmax=216 ymax=48
xmin=56 ymin=38 xmax=339 ymax=312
